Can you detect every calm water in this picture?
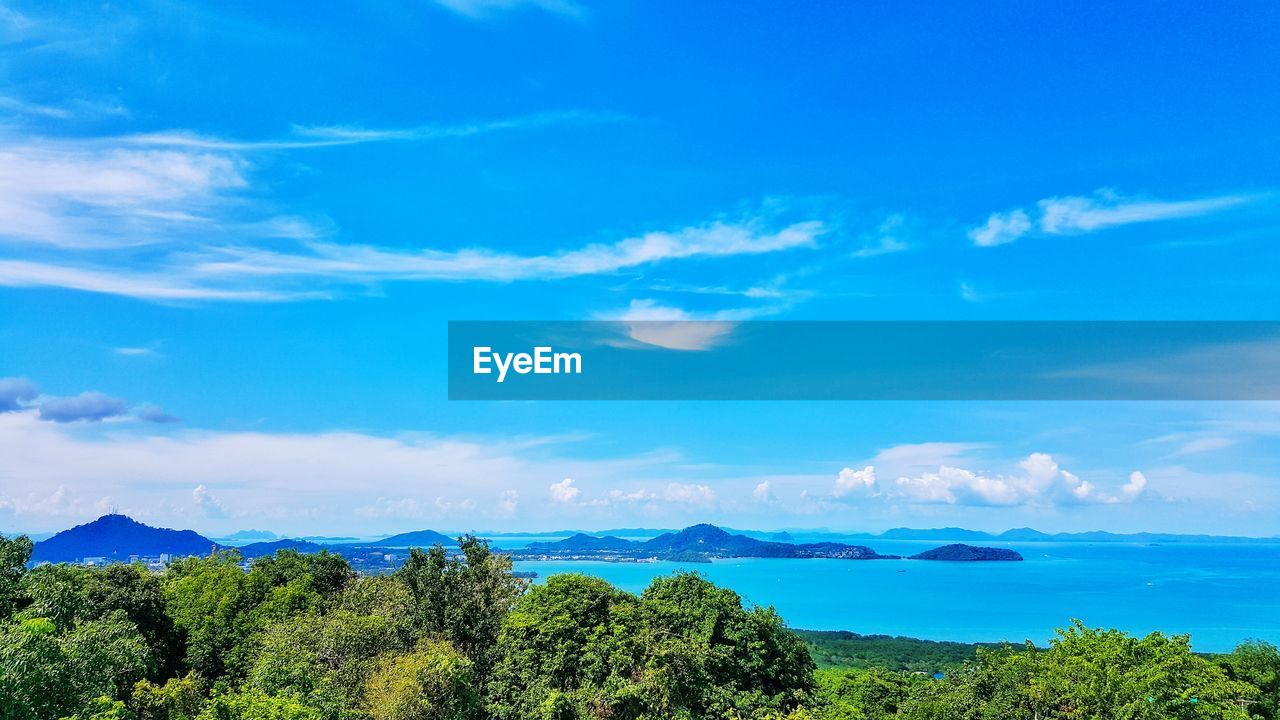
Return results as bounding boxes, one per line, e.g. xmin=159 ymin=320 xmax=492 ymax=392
xmin=505 ymin=539 xmax=1280 ymax=652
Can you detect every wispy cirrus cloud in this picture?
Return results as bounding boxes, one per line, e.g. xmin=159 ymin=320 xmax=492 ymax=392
xmin=118 ymin=110 xmax=617 ymax=152
xmin=969 ymin=189 xmax=1258 ymax=247
xmin=0 ymin=109 xmax=826 ymax=303
xmin=192 ymin=219 xmax=824 ymax=282
xmin=429 ymin=0 xmax=583 ymax=20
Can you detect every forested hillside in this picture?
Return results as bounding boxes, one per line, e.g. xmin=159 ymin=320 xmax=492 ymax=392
xmin=0 ymin=532 xmax=1277 ymax=720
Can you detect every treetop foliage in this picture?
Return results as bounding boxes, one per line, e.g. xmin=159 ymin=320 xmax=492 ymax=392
xmin=0 ymin=531 xmax=1275 ymax=720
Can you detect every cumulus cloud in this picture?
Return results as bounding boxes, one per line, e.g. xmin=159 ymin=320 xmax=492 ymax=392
xmin=603 ymin=483 xmax=717 ymax=508
xmin=0 ymin=377 xmax=38 ymax=412
xmin=38 ymin=391 xmax=128 ymax=423
xmin=834 ymin=453 xmax=1148 ymax=507
xmin=832 ymin=466 xmax=876 ymax=498
xmin=753 ymin=481 xmax=775 ymax=503
xmin=549 ymin=478 xmax=580 ymax=503
xmin=1121 ymin=471 xmax=1148 ymax=500
xmin=192 ymin=484 xmax=228 ymax=519
xmin=971 ymin=190 xmax=1255 ymax=247
xmin=498 ymin=490 xmax=519 ymax=517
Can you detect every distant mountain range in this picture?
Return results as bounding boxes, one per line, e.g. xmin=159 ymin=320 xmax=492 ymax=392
xmin=513 ymin=524 xmax=1020 ymax=562
xmin=24 ymin=515 xmax=459 ymax=564
xmin=18 ymin=514 xmax=1273 ymax=566
xmin=845 ymin=527 xmax=1276 ymax=544
xmin=217 ymin=529 xmax=278 ymax=541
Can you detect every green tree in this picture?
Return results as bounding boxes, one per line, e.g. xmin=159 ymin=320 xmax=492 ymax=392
xmin=893 ymin=622 xmax=1257 ymax=720
xmin=163 ymin=552 xmax=253 ymax=681
xmin=811 ymin=667 xmax=920 ymax=720
xmin=0 ymin=533 xmax=32 ymax=619
xmin=242 ymin=608 xmax=404 ymax=718
xmin=639 ymin=572 xmax=815 ymax=718
xmin=394 ymin=537 xmax=527 ymax=679
xmin=338 ymin=576 xmax=417 ymax=648
xmin=195 ymin=690 xmax=326 ymax=720
xmin=59 ymin=696 xmax=140 ymax=720
xmin=486 ymin=574 xmax=642 ymax=720
xmin=364 ymin=640 xmax=481 ymax=720
xmin=1220 ymin=641 xmax=1280 ymax=719
xmin=131 ymin=674 xmax=207 ymax=720
xmin=0 ymin=612 xmax=151 ymax=720
xmin=487 ymin=572 xmax=815 ymax=720
xmin=23 ymin=562 xmax=183 ymax=679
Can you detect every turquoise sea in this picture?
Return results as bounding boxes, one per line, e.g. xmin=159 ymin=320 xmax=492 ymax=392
xmin=502 ymin=538 xmax=1280 ymax=653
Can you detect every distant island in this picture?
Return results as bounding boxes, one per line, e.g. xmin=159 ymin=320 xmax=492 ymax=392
xmin=18 ymin=515 xmax=1027 ymax=568
xmin=508 ymin=524 xmax=1023 ymax=563
xmin=909 ymin=544 xmax=1024 ymax=562
xmin=511 ymin=524 xmax=895 ymax=562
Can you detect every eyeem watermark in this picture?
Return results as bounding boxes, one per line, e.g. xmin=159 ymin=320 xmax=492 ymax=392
xmin=473 ymin=346 xmax=583 ymax=383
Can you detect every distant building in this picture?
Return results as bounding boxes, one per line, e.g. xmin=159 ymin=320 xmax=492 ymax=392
xmin=82 ymin=556 xmax=107 ymax=566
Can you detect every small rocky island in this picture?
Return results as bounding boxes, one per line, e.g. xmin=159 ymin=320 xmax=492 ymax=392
xmin=510 ymin=524 xmax=1023 ymax=563
xmin=909 ymin=544 xmax=1024 ymax=562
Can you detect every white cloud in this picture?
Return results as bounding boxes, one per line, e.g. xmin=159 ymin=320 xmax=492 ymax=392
xmin=606 ymin=299 xmax=742 ymax=351
xmin=549 ymin=478 xmax=580 ymax=503
xmin=0 ymin=96 xmax=71 ymax=119
xmin=834 ymin=452 xmax=1148 ymax=507
xmin=659 ymin=482 xmax=716 ymax=506
xmin=1037 ymin=192 xmax=1250 ymax=234
xmin=968 ymin=209 xmax=1032 ymax=247
xmin=113 ymin=346 xmax=160 ymax=357
xmin=5 ymin=112 xmax=810 ymax=304
xmin=1121 ymin=471 xmax=1148 ymax=500
xmin=604 ymin=482 xmax=717 ymax=508
xmin=0 ymin=260 xmax=320 ymax=302
xmin=429 ymin=0 xmax=583 ymax=20
xmin=752 ymin=481 xmax=775 ymax=503
xmin=1173 ymin=437 xmax=1236 ymax=456
xmin=0 ymin=142 xmax=245 ymax=248
xmin=192 ymin=484 xmax=228 ymax=519
xmin=832 ymin=466 xmax=876 ymax=498
xmin=498 ymin=489 xmax=519 ymax=517
xmin=0 ymin=412 xmax=676 ymax=532
xmin=971 ymin=190 xmax=1254 ymax=247
xmin=196 ymin=219 xmax=823 ymax=282
xmin=852 ymin=214 xmax=912 ymax=258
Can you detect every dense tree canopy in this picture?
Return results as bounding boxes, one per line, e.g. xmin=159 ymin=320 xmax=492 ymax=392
xmin=0 ymin=529 xmax=1274 ymax=720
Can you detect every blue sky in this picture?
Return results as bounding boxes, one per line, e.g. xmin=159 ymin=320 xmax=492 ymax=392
xmin=1 ymin=0 xmax=1279 ymax=536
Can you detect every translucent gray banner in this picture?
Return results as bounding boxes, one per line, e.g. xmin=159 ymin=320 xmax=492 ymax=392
xmin=448 ymin=321 xmax=1280 ymax=400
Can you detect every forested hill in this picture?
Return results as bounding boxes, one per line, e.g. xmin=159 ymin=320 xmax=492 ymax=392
xmin=368 ymin=528 xmax=456 ymax=547
xmin=519 ymin=523 xmax=895 ymax=561
xmin=31 ymin=513 xmax=215 ymax=564
xmin=910 ymin=544 xmax=1025 ymax=562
